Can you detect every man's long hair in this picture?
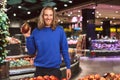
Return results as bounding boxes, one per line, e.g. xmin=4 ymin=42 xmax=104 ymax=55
xmin=38 ymin=6 xmax=58 ymax=30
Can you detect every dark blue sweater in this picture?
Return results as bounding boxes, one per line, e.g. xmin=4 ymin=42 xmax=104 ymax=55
xmin=26 ymin=26 xmax=71 ymax=69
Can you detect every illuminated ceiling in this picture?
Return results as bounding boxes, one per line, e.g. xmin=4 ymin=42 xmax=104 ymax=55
xmin=58 ymin=0 xmax=120 ymax=26
xmin=6 ymin=0 xmax=120 ymax=26
xmin=6 ymin=0 xmax=90 ymax=20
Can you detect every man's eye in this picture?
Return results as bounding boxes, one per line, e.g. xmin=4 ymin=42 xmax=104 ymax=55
xmin=44 ymin=14 xmax=47 ymax=16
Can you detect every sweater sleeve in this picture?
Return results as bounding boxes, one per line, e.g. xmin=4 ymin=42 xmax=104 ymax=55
xmin=60 ymin=28 xmax=71 ymax=69
xmin=26 ymin=34 xmax=36 ymax=55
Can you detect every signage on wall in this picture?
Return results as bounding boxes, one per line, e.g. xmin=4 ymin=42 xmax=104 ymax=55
xmin=95 ymin=27 xmax=103 ymax=31
xmin=110 ymin=28 xmax=116 ymax=32
xmin=117 ymin=28 xmax=120 ymax=32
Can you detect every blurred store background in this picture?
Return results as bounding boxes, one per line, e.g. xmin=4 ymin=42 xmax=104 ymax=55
xmin=0 ymin=0 xmax=120 ymax=80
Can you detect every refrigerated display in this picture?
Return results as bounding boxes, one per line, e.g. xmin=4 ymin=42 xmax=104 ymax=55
xmin=89 ymin=39 xmax=120 ymax=57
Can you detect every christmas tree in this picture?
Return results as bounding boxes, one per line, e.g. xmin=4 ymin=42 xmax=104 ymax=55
xmin=0 ymin=0 xmax=10 ymax=64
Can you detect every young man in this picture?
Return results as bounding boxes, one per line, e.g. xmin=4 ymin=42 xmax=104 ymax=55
xmin=21 ymin=6 xmax=71 ymax=80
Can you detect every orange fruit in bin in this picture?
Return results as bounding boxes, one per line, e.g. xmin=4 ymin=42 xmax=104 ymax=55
xmin=62 ymin=78 xmax=67 ymax=80
xmin=44 ymin=75 xmax=51 ymax=80
xmin=37 ymin=76 xmax=45 ymax=80
xmin=49 ymin=75 xmax=58 ymax=80
xmin=29 ymin=78 xmax=34 ymax=80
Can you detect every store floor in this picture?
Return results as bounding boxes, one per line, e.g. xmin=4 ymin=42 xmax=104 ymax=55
xmin=71 ymin=56 xmax=120 ymax=80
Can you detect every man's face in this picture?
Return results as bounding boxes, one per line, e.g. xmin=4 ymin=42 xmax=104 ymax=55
xmin=43 ymin=9 xmax=53 ymax=26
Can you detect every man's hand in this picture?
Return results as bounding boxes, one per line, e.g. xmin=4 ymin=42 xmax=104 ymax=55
xmin=66 ymin=69 xmax=71 ymax=80
xmin=20 ymin=26 xmax=31 ymax=37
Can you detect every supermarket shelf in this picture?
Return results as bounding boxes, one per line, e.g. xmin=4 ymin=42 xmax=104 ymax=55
xmin=6 ymin=54 xmax=33 ymax=58
xmin=9 ymin=67 xmax=35 ymax=76
xmin=10 ymin=73 xmax=34 ymax=80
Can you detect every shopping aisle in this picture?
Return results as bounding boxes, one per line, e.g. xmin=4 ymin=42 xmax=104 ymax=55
xmin=71 ymin=56 xmax=120 ymax=80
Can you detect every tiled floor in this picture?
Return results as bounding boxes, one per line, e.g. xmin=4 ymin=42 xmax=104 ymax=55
xmin=71 ymin=56 xmax=120 ymax=80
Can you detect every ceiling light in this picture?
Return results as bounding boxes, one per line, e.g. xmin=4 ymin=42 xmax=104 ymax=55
xmin=115 ymin=11 xmax=118 ymax=13
xmin=100 ymin=26 xmax=102 ymax=28
xmin=87 ymin=20 xmax=89 ymax=23
xmin=78 ymin=15 xmax=80 ymax=17
xmin=96 ymin=16 xmax=99 ymax=18
xmin=68 ymin=14 xmax=71 ymax=16
xmin=27 ymin=11 xmax=31 ymax=14
xmin=71 ymin=16 xmax=78 ymax=22
xmin=101 ymin=22 xmax=103 ymax=24
xmin=64 ymin=4 xmax=68 ymax=7
xmin=110 ymin=21 xmax=112 ymax=24
xmin=58 ymin=19 xmax=60 ymax=22
xmin=92 ymin=12 xmax=95 ymax=14
xmin=70 ymin=12 xmax=72 ymax=14
xmin=54 ymin=7 xmax=57 ymax=10
xmin=96 ymin=11 xmax=99 ymax=14
xmin=113 ymin=17 xmax=115 ymax=19
xmin=13 ymin=13 xmax=16 ymax=16
xmin=69 ymin=0 xmax=72 ymax=3
xmin=105 ymin=17 xmax=108 ymax=19
xmin=61 ymin=21 xmax=63 ymax=23
xmin=78 ymin=10 xmax=81 ymax=12
xmin=98 ymin=13 xmax=101 ymax=16
xmin=18 ymin=6 xmax=22 ymax=8
xmin=93 ymin=6 xmax=96 ymax=9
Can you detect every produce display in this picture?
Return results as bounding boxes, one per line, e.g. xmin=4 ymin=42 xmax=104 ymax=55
xmin=67 ymin=39 xmax=78 ymax=48
xmin=68 ymin=39 xmax=78 ymax=45
xmin=79 ymin=73 xmax=120 ymax=80
xmin=6 ymin=57 xmax=34 ymax=69
xmin=11 ymin=72 xmax=120 ymax=80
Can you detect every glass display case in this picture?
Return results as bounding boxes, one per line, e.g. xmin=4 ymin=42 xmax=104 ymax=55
xmin=90 ymin=39 xmax=120 ymax=57
xmin=91 ymin=39 xmax=120 ymax=50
